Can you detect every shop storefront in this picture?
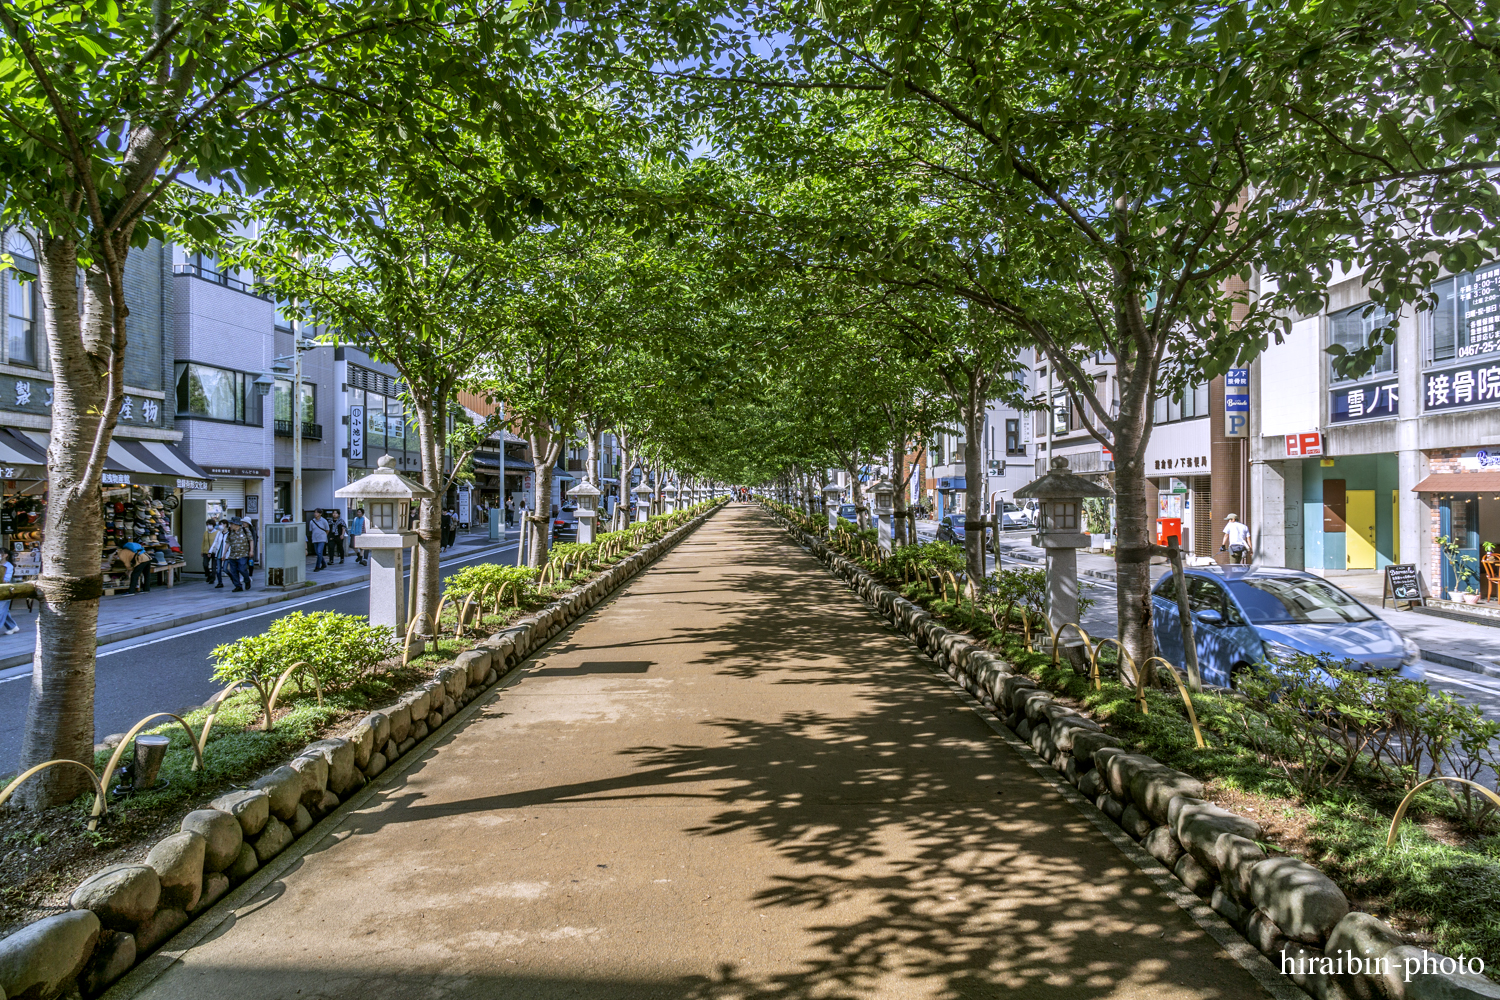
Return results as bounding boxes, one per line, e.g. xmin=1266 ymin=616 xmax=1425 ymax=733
xmin=1413 ymin=451 xmax=1500 ymax=596
xmin=0 ymin=428 xmax=213 ymax=594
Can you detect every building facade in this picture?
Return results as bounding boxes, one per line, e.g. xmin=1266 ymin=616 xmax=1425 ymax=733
xmin=1250 ymin=260 xmax=1500 ymax=594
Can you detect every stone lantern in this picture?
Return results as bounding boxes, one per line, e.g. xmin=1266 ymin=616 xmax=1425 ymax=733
xmin=1014 ymin=456 xmax=1111 ymax=639
xmin=822 ymin=483 xmax=843 ymax=530
xmin=663 ymin=481 xmax=679 ymax=515
xmin=633 ymin=480 xmax=653 ymax=523
xmin=571 ymin=481 xmax=602 ymax=544
xmin=335 ymin=455 xmax=435 ymax=631
xmin=871 ymin=478 xmax=895 ymax=551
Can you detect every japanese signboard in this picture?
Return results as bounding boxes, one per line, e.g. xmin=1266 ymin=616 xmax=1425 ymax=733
xmin=1458 ymin=262 xmax=1500 ymax=358
xmin=1330 ymin=380 xmax=1398 ymax=422
xmin=1224 ymin=368 xmax=1248 ymax=438
xmin=1285 ymin=432 xmax=1323 ymax=457
xmin=348 ymin=404 xmax=364 ymax=462
xmin=1422 ymin=361 xmax=1500 ymax=413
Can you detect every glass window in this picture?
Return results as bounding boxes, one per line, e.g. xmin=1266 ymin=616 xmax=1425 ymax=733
xmin=1329 ymin=302 xmax=1394 ymax=381
xmin=5 ymin=268 xmax=37 ymax=367
xmin=1152 ymin=383 xmax=1209 ymax=424
xmin=1005 ymin=418 xmax=1024 ymax=456
xmin=367 ymin=394 xmax=387 ymax=449
xmin=386 ymin=398 xmax=404 ymax=443
xmin=274 ymin=379 xmax=315 ymax=424
xmin=175 ymin=363 xmax=246 ymax=422
xmin=1226 ymin=577 xmax=1375 ymax=624
xmin=1431 ymin=267 xmax=1500 ymax=364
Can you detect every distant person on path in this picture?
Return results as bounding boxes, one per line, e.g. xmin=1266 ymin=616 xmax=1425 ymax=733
xmin=329 ymin=511 xmax=347 ymax=564
xmin=349 ymin=508 xmax=367 ymax=565
xmin=441 ymin=508 xmax=455 ymax=551
xmin=506 ymin=497 xmax=516 ymax=526
xmin=310 ymin=510 xmax=331 ymax=571
xmin=1221 ymin=514 xmax=1252 ymax=565
xmin=201 ymin=518 xmax=218 ymax=582
xmin=1 ymin=551 xmax=19 ymax=634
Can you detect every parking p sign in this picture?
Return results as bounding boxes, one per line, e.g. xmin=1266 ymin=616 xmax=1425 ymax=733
xmin=1224 ymin=368 xmax=1249 ymax=438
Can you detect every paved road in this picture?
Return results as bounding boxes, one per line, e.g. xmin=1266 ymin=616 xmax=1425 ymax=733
xmin=0 ymin=540 xmax=523 ymax=771
xmin=131 ymin=503 xmax=1281 ymax=1000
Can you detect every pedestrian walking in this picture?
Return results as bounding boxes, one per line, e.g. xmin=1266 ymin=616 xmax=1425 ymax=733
xmin=329 ymin=511 xmax=347 ymax=564
xmin=441 ymin=508 xmax=455 ymax=551
xmin=1 ymin=551 xmax=20 ymax=634
xmin=201 ymin=517 xmax=218 ymax=582
xmin=210 ymin=520 xmax=229 ymax=587
xmin=506 ymin=497 xmax=516 ymax=527
xmin=309 ymin=510 xmax=330 ymax=571
xmin=223 ymin=515 xmax=255 ymax=591
xmin=349 ymin=507 xmax=367 ymax=565
xmin=1220 ymin=513 xmax=1253 ymax=565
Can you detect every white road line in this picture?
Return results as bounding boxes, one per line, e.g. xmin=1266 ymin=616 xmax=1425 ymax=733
xmin=0 ymin=541 xmax=519 ymax=678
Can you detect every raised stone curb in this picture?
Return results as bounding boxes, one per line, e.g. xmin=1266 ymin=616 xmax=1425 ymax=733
xmin=764 ymin=506 xmax=1500 ymax=1000
xmin=0 ymin=501 xmax=727 ymax=1000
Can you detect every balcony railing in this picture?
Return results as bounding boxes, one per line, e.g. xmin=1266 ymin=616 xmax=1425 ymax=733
xmin=173 ymin=262 xmax=273 ymax=300
xmin=274 ymin=419 xmax=322 ymax=441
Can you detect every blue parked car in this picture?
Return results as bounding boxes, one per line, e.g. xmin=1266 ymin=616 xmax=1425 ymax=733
xmin=1150 ymin=566 xmax=1423 ymax=689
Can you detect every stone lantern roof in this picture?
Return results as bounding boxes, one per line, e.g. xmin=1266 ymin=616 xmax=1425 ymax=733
xmin=570 ymin=481 xmax=602 ymax=499
xmin=335 ymin=455 xmax=435 ymax=501
xmin=1014 ymin=456 xmax=1112 ymax=500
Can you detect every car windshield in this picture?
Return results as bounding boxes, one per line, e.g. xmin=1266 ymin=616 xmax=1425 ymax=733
xmin=1226 ymin=577 xmax=1376 ymax=624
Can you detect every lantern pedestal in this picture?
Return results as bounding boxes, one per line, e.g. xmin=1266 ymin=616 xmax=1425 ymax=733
xmin=357 ymin=531 xmax=419 ymax=631
xmin=577 ymin=509 xmax=598 ymax=544
xmin=822 ymin=484 xmax=842 ymax=531
xmin=335 ymin=454 xmax=435 ymax=633
xmin=1014 ymin=456 xmax=1111 ymax=646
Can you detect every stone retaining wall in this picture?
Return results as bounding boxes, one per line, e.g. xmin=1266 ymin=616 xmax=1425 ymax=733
xmin=767 ymin=511 xmax=1500 ymax=1000
xmin=0 ymin=503 xmax=726 ymax=1000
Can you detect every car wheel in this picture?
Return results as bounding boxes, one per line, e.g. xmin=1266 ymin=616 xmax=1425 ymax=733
xmin=1229 ymin=662 xmax=1252 ymax=691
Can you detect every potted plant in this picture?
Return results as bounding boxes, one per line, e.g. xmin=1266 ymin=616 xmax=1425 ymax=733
xmin=1438 ymin=534 xmax=1481 ymax=603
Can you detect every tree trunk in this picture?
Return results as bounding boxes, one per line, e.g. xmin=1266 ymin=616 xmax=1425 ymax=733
xmin=16 ymin=238 xmax=116 ymax=808
xmin=892 ymin=441 xmax=908 ymax=547
xmin=962 ymin=374 xmax=988 ymax=594
xmin=411 ymin=392 xmax=444 ymax=631
xmin=585 ymin=426 xmax=600 ymax=487
xmin=526 ymin=426 xmax=562 ymax=566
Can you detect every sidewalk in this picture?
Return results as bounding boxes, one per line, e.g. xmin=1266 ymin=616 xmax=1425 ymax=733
xmin=0 ymin=527 xmax=512 ymax=670
xmin=128 ymin=503 xmax=1283 ymax=1000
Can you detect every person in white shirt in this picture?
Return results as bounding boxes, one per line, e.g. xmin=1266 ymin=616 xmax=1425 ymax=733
xmin=1221 ymin=514 xmax=1252 ymax=565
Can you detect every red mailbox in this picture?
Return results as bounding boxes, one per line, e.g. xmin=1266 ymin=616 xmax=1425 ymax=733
xmin=1156 ymin=517 xmax=1182 ymax=547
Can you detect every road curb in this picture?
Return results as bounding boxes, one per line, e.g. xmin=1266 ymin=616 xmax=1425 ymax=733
xmin=0 ymin=540 xmax=514 ymax=671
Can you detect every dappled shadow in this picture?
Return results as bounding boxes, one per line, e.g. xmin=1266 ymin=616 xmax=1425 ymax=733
xmin=147 ymin=506 xmax=1270 ymax=1000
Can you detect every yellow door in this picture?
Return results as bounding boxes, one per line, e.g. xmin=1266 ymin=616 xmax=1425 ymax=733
xmin=1346 ymin=490 xmax=1376 ymax=569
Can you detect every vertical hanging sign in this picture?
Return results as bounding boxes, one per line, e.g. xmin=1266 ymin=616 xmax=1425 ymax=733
xmin=348 ymin=404 xmax=364 ymax=462
xmin=1224 ymin=369 xmax=1249 ymax=438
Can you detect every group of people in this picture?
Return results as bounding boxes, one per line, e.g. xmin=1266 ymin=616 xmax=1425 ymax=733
xmin=307 ymin=509 xmax=359 ymax=571
xmin=199 ymin=515 xmax=259 ymax=592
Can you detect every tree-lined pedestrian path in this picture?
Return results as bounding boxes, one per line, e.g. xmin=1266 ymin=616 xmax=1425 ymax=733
xmin=131 ymin=504 xmax=1278 ymax=1000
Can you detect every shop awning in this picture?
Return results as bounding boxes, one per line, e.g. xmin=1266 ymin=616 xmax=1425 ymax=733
xmin=17 ymin=431 xmax=213 ymax=489
xmin=1412 ymin=471 xmax=1500 ymax=494
xmin=0 ymin=428 xmax=47 ymax=477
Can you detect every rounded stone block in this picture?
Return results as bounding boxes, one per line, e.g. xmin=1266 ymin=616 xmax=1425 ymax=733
xmin=251 ymin=765 xmax=302 ymax=821
xmin=252 ymin=816 xmax=293 ymax=863
xmin=180 ymin=809 xmax=242 ymax=874
xmin=210 ymin=788 xmax=270 ymax=838
xmin=70 ymin=863 xmax=160 ymax=931
xmin=0 ymin=909 xmax=102 ymax=1000
xmin=1247 ymin=856 xmax=1349 ymax=945
xmin=78 ymin=928 xmax=135 ymax=998
xmin=145 ymin=830 xmax=206 ymax=912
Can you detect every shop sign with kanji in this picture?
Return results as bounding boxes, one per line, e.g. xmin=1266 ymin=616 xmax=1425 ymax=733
xmin=1423 ymin=361 xmax=1500 ymax=413
xmin=1330 ymin=380 xmax=1398 ymax=422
